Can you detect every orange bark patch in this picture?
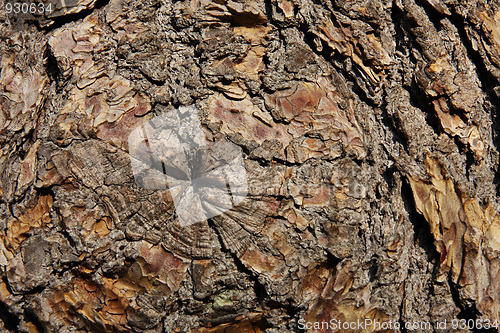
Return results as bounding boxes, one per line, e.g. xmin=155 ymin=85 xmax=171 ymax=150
xmin=5 ymin=195 xmax=53 ymax=251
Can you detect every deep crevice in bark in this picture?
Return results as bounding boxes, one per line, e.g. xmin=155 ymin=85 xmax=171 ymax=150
xmin=24 ymin=308 xmax=45 ymax=333
xmin=44 ymin=45 xmax=62 ymax=89
xmin=206 ymin=217 xmax=269 ymax=303
xmin=0 ymin=300 xmax=20 ymax=333
xmin=401 ymin=178 xmax=439 ymax=263
xmin=448 ymin=275 xmax=497 ymax=332
xmin=448 ymin=10 xmax=500 ymax=191
xmin=40 ymin=0 xmax=111 ymax=32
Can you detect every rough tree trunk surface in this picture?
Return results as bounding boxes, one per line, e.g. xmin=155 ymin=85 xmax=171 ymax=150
xmin=1 ymin=0 xmax=500 ymax=331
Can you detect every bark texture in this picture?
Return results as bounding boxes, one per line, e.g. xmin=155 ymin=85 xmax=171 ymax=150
xmin=1 ymin=0 xmax=500 ymax=332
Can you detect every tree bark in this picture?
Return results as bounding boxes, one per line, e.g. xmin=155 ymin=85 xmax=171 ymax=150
xmin=1 ymin=0 xmax=500 ymax=331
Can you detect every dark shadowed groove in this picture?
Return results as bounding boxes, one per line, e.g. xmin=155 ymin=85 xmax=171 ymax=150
xmin=0 ymin=300 xmax=20 ymax=332
xmin=401 ymin=178 xmax=439 ymax=264
xmin=448 ymin=275 xmax=497 ymax=332
xmin=24 ymin=309 xmax=46 ymax=333
xmin=206 ymin=217 xmax=269 ymax=305
xmin=40 ymin=0 xmax=111 ymax=32
xmin=447 ymin=10 xmax=500 ymax=192
xmin=416 ymin=0 xmax=500 ymax=189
